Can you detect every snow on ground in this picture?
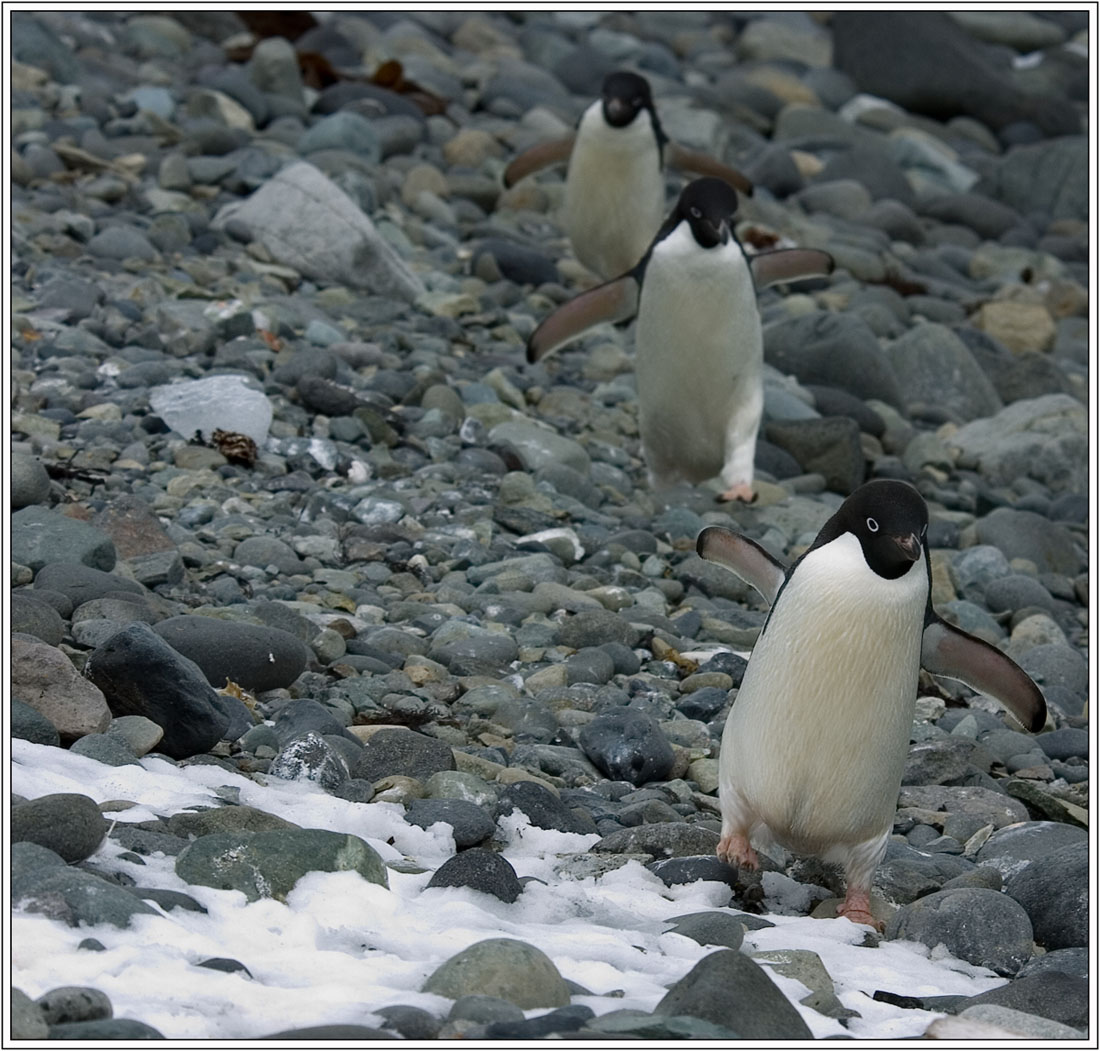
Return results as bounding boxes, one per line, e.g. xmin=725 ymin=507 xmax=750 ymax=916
xmin=9 ymin=738 xmax=1007 ymax=1042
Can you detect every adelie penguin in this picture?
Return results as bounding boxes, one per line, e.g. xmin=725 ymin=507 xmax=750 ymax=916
xmin=527 ymin=177 xmax=834 ymax=502
xmin=696 ymin=479 xmax=1048 ymax=930
xmin=503 ymin=70 xmax=754 ymax=280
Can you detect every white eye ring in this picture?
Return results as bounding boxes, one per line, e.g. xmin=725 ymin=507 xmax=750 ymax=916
xmin=866 ymin=517 xmax=879 ymax=533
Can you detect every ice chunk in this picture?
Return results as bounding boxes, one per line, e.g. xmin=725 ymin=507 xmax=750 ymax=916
xmin=149 ymin=374 xmax=272 ymax=446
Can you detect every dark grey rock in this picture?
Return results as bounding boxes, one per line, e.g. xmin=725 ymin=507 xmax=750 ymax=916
xmin=885 ymin=887 xmax=1033 ymax=975
xmin=662 ymin=911 xmax=745 ymax=951
xmin=955 ymin=971 xmax=1089 ymax=1031
xmin=886 ymin=323 xmax=1002 ymax=422
xmin=299 ymin=110 xmax=381 ymax=161
xmin=764 ymin=416 xmax=865 ymax=495
xmin=374 ymin=1005 xmax=442 ymax=1040
xmin=654 ymin=949 xmax=814 ymax=1039
xmin=979 ymin=137 xmax=1088 ymax=222
xmin=565 ymin=646 xmax=616 ymax=685
xmin=1017 ymin=644 xmax=1088 ymax=713
xmin=48 ymin=1019 xmax=164 ymax=1040
xmin=1002 ymin=841 xmax=1087 ymax=950
xmin=832 ymin=11 xmax=1079 ymax=136
xmin=69 ymin=733 xmax=142 ymax=768
xmin=1016 ymin=947 xmax=1089 ymax=982
xmin=36 ymin=985 xmax=112 ymax=1025
xmin=174 ymin=828 xmax=388 ymax=901
xmin=874 ymin=841 xmax=976 ymax=905
xmin=153 ymin=615 xmax=311 ymax=692
xmin=578 ymin=710 xmax=675 ymax=787
xmin=10 ymin=987 xmax=48 ymax=1040
xmin=34 ymin=563 xmax=144 ymax=606
xmin=86 ymin=225 xmax=159 ymax=262
xmin=164 ymin=805 xmax=297 ymax=839
xmin=473 ymin=238 xmax=560 ymax=287
xmin=554 ymin=608 xmax=644 ymax=650
xmin=648 ymin=855 xmax=742 ymax=893
xmin=764 ymin=311 xmax=902 ymax=408
xmin=495 ymin=780 xmax=593 ymax=834
xmin=1035 ymin=726 xmax=1088 ymax=761
xmin=426 ymin=848 xmax=522 ymax=903
xmin=11 ymin=697 xmax=61 ymax=747
xmin=974 ymin=507 xmax=1083 ymax=576
xmin=195 ymin=956 xmax=251 ymax=975
xmin=85 ymin=622 xmax=231 ymax=759
xmin=11 ymin=793 xmax=108 ymax=863
xmin=595 ymin=822 xmax=720 ymax=860
xmin=903 ymin=737 xmax=989 ymax=786
xmin=352 ymin=728 xmax=455 ymax=783
xmin=448 ymin=993 xmax=524 ymax=1026
xmin=12 ymin=506 xmax=116 ymax=573
xmin=271 ymin=698 xmax=358 ymax=745
xmin=920 ymin=192 xmax=1021 ymax=239
xmin=133 ymin=887 xmax=208 ymax=914
xmin=483 ymin=1004 xmax=594 ymax=1040
xmin=15 ymin=867 xmax=159 ymax=928
xmin=984 ymin=575 xmax=1056 ymax=616
xmin=404 ymin=799 xmax=496 ymax=848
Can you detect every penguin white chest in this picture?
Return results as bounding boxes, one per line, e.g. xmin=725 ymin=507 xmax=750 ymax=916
xmin=563 ymin=103 xmax=665 ymax=278
xmin=719 ymin=533 xmax=927 ymax=854
xmin=634 ymin=224 xmax=763 ymax=487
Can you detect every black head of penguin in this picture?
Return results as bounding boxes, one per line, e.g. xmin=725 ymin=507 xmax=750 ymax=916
xmin=810 ymin=479 xmax=929 ymax=581
xmin=668 ymin=177 xmax=740 ymax=250
xmin=600 ymin=70 xmax=658 ymax=130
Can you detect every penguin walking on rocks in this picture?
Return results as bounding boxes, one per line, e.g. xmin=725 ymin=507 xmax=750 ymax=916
xmin=527 ymin=177 xmax=833 ymax=502
xmin=696 ymin=479 xmax=1047 ymax=929
xmin=504 ymin=70 xmax=754 ymax=280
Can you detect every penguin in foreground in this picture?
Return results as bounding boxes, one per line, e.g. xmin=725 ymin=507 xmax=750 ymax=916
xmin=696 ymin=479 xmax=1047 ymax=929
xmin=504 ymin=70 xmax=754 ymax=280
xmin=527 ymin=177 xmax=834 ymax=502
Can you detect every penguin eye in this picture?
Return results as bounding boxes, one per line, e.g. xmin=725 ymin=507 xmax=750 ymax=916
xmin=866 ymin=517 xmax=879 ymax=533
xmin=689 ymin=206 xmax=702 ymax=219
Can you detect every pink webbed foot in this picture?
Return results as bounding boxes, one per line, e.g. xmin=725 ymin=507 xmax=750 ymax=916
xmin=717 ymin=482 xmax=756 ymax=503
xmin=837 ymin=888 xmax=883 ymax=932
xmin=717 ymin=832 xmax=759 ymax=871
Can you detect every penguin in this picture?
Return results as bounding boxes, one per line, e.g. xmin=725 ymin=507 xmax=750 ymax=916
xmin=527 ymin=177 xmax=834 ymax=502
xmin=695 ymin=479 xmax=1048 ymax=929
xmin=503 ymin=70 xmax=754 ymax=280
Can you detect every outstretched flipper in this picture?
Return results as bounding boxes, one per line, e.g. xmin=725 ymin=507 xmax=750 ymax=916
xmin=503 ymin=136 xmax=576 ymax=188
xmin=921 ymin=616 xmax=1047 ymax=733
xmin=665 ymin=141 xmax=754 ymax=196
xmin=750 ymin=248 xmax=835 ymax=289
xmin=696 ymin=526 xmax=787 ymax=606
xmin=527 ymin=275 xmax=640 ymax=364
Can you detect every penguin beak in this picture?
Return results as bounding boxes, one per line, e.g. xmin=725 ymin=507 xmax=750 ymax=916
xmin=893 ymin=532 xmax=922 ymax=562
xmin=604 ymin=97 xmax=630 ymax=124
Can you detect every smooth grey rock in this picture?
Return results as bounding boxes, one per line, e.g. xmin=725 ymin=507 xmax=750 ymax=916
xmin=86 ymin=225 xmax=159 ymax=262
xmin=10 ymin=593 xmax=65 ymax=646
xmin=422 ymin=938 xmax=570 ymax=1009
xmin=11 ymin=454 xmax=51 ymax=509
xmin=763 ymin=416 xmax=865 ymax=494
xmin=298 ymin=110 xmax=381 ymax=160
xmin=175 ymin=827 xmax=388 ymax=901
xmin=269 ymin=731 xmax=349 ymax=790
xmin=15 ymin=867 xmax=159 ymax=928
xmin=153 ymin=615 xmax=311 ymax=692
xmin=85 ymin=622 xmax=230 ymax=759
xmin=11 ymin=793 xmax=108 ymax=863
xmin=973 ymin=821 xmax=1087 ymax=881
xmin=886 ymin=323 xmax=1002 ymax=421
xmin=662 ymin=911 xmax=745 ymax=951
xmin=36 ymin=986 xmax=112 ymax=1026
xmin=11 ymin=506 xmax=116 ymax=573
xmin=495 ymin=780 xmax=593 ymax=835
xmin=979 ymin=137 xmax=1088 ymax=222
xmin=69 ymin=733 xmax=142 ymax=767
xmin=404 ymin=798 xmax=495 ymax=848
xmin=211 ymin=162 xmax=423 ymax=301
xmin=11 ymin=698 xmax=61 ymax=747
xmin=579 ymin=710 xmax=675 ymax=787
xmin=955 ymin=971 xmax=1088 ymax=1031
xmin=47 ymin=1019 xmax=165 ymax=1040
xmin=426 ymin=848 xmax=522 ymax=903
xmin=1002 ymin=841 xmax=1087 ymax=950
xmin=488 ymin=420 xmax=591 ymax=475
xmin=595 ymin=822 xmax=720 ymax=860
xmin=11 ymin=988 xmax=48 ymax=1040
xmin=974 ymin=507 xmax=1082 ymax=576
xmin=655 ymin=949 xmax=814 ymax=1038
xmin=885 ymin=887 xmax=1033 ymax=975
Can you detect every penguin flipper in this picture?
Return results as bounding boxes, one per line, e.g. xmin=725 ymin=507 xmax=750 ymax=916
xmin=921 ymin=617 xmax=1048 ymax=733
xmin=696 ymin=526 xmax=787 ymax=606
xmin=503 ymin=136 xmax=576 ymax=187
xmin=665 ymin=141 xmax=754 ymax=196
xmin=750 ymin=248 xmax=835 ymax=288
xmin=527 ymin=276 xmax=640 ymax=364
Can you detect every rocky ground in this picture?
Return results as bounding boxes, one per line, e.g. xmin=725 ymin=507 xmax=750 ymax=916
xmin=9 ymin=9 xmax=1091 ymax=1041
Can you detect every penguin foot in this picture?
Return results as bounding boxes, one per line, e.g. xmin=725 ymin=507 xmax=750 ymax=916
xmin=837 ymin=890 xmax=883 ymax=932
xmin=717 ymin=833 xmax=759 ymax=871
xmin=717 ymin=483 xmax=755 ymax=503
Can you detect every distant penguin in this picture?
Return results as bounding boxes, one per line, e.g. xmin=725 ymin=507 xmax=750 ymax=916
xmin=504 ymin=70 xmax=754 ymax=280
xmin=696 ymin=479 xmax=1048 ymax=928
xmin=527 ymin=177 xmax=834 ymax=501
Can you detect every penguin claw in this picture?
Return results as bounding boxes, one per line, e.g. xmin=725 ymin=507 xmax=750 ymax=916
xmin=717 ymin=833 xmax=759 ymax=871
xmin=717 ymin=483 xmax=755 ymax=503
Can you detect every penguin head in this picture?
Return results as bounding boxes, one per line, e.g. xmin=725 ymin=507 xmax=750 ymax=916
xmin=816 ymin=479 xmax=929 ymax=580
xmin=600 ymin=71 xmax=656 ymax=129
xmin=673 ymin=177 xmax=740 ymax=249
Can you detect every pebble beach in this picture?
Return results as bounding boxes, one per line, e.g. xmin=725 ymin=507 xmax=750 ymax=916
xmin=8 ymin=9 xmax=1092 ymax=1043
